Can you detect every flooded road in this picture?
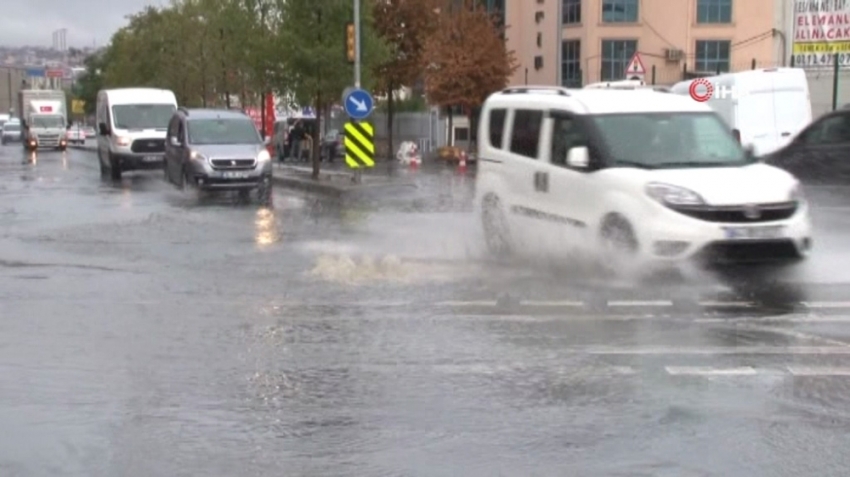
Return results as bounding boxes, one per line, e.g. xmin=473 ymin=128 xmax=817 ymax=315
xmin=2 ymin=144 xmax=850 ymax=476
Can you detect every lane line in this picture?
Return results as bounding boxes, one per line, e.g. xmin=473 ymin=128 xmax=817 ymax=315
xmin=787 ymin=366 xmax=850 ymax=376
xmin=665 ymin=366 xmax=757 ymax=376
xmin=802 ymin=301 xmax=850 ymax=309
xmin=519 ymin=300 xmax=584 ymax=307
xmin=584 ymin=346 xmax=850 ymax=355
xmin=606 ymin=300 xmax=673 ymax=307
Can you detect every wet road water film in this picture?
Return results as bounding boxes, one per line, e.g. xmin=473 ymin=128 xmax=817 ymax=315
xmin=2 ymin=145 xmax=850 ymax=476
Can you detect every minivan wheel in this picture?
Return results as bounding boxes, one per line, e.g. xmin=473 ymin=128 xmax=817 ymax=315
xmin=257 ymin=183 xmax=272 ymax=206
xmin=482 ymin=195 xmax=513 ymax=257
xmin=598 ymin=214 xmax=639 ymax=276
xmin=108 ymin=153 xmax=122 ymax=181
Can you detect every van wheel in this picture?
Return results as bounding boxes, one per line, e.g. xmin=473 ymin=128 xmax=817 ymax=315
xmin=257 ymin=184 xmax=272 ymax=206
xmin=482 ymin=195 xmax=513 ymax=257
xmin=598 ymin=214 xmax=639 ymax=276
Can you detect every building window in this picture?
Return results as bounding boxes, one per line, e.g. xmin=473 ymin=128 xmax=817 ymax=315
xmin=697 ymin=0 xmax=732 ymax=23
xmin=695 ymin=40 xmax=730 ymax=73
xmin=562 ymin=40 xmax=581 ymax=87
xmin=563 ymin=0 xmax=581 ymax=24
xmin=600 ymin=40 xmax=637 ymax=81
xmin=602 ymin=0 xmax=638 ymax=23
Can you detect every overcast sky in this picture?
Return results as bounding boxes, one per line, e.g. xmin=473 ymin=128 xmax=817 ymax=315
xmin=0 ymin=0 xmax=165 ymax=48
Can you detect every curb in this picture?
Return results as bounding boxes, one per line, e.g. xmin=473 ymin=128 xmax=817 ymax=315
xmin=271 ymin=173 xmax=415 ymax=197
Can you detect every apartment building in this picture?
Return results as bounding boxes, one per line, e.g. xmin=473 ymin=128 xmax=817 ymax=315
xmin=504 ymin=0 xmax=785 ymax=87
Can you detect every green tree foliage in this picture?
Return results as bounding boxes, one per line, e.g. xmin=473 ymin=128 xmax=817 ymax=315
xmin=277 ymin=0 xmax=388 ymax=176
xmin=74 ymin=52 xmax=109 ymax=115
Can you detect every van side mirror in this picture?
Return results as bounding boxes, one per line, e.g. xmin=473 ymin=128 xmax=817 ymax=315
xmin=169 ymin=136 xmax=181 ymax=147
xmin=98 ymin=122 xmax=108 ymax=136
xmin=566 ymin=146 xmax=590 ymax=168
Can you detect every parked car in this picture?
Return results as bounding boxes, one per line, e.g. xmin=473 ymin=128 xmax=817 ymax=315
xmin=764 ymin=108 xmax=850 ymax=184
xmin=164 ymin=107 xmax=272 ymax=204
xmin=66 ymin=124 xmax=86 ymax=144
xmin=1 ymin=121 xmax=22 ymax=144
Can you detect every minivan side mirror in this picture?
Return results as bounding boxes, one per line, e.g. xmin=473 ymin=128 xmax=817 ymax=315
xmin=98 ymin=122 xmax=109 ymax=136
xmin=566 ymin=146 xmax=590 ymax=169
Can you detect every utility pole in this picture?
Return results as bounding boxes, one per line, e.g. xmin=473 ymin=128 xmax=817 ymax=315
xmin=354 ymin=0 xmax=361 ymax=88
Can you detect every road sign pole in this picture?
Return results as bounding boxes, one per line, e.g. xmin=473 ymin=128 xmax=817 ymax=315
xmin=354 ymin=0 xmax=361 ymax=88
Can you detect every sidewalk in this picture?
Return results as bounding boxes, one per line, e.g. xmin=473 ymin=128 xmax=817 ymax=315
xmin=271 ymin=164 xmax=416 ymax=197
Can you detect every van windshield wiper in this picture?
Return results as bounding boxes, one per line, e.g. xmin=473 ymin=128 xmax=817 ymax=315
xmin=654 ymin=161 xmax=735 ymax=168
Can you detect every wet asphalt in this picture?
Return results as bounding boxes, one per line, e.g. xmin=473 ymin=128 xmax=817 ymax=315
xmin=2 ymin=143 xmax=850 ymax=476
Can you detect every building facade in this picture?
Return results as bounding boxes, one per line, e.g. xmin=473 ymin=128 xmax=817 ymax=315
xmin=503 ymin=0 xmax=786 ymax=87
xmin=0 ymin=67 xmax=28 ymax=115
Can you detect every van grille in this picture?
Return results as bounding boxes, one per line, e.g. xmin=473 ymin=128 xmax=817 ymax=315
xmin=210 ymin=158 xmax=256 ymax=170
xmin=130 ymin=138 xmax=165 ymax=153
xmin=37 ymin=134 xmax=61 ymax=147
xmin=669 ymin=201 xmax=797 ymax=223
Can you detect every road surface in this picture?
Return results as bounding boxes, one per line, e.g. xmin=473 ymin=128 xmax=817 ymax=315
xmin=2 ymin=143 xmax=850 ymax=476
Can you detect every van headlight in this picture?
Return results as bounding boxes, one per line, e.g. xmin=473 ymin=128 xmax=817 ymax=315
xmin=645 ymin=182 xmax=705 ymax=206
xmin=115 ymin=136 xmax=131 ymax=146
xmin=257 ymin=149 xmax=270 ymax=162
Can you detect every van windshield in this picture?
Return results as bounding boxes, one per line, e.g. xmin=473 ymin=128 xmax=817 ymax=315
xmin=591 ymin=112 xmax=751 ymax=168
xmin=111 ymin=104 xmax=175 ymax=130
xmin=3 ymin=123 xmax=20 ymax=131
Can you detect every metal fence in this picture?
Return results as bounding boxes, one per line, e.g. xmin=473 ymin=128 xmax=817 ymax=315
xmin=326 ymin=109 xmax=444 ymax=160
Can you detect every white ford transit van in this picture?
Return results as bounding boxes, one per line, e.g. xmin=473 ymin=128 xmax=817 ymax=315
xmin=96 ymin=88 xmax=178 ymax=180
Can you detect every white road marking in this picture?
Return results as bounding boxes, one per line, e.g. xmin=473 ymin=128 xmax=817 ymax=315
xmin=801 ymin=301 xmax=850 ymax=309
xmin=787 ymin=366 xmax=850 ymax=376
xmin=697 ymin=301 xmax=755 ymax=307
xmin=665 ymin=366 xmax=757 ymax=376
xmin=519 ymin=300 xmax=584 ymax=307
xmin=606 ymin=300 xmax=673 ymax=307
xmin=585 ymin=346 xmax=850 ymax=355
xmin=434 ymin=300 xmax=499 ymax=306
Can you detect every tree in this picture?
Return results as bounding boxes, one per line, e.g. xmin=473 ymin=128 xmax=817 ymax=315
xmin=372 ymin=0 xmax=441 ymax=166
xmin=75 ymin=51 xmax=109 ymax=115
xmin=278 ymin=0 xmax=388 ymax=179
xmin=421 ymin=0 xmax=517 ymax=150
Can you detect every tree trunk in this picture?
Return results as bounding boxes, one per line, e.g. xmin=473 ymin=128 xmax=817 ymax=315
xmin=312 ymin=92 xmax=321 ymax=180
xmin=387 ymin=82 xmax=395 ymax=172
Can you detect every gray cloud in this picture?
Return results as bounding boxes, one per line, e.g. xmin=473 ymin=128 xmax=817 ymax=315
xmin=0 ymin=0 xmax=166 ymax=47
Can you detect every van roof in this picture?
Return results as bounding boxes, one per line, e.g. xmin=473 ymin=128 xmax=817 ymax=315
xmin=486 ymin=86 xmax=710 ymax=114
xmin=100 ymin=88 xmax=177 ymax=105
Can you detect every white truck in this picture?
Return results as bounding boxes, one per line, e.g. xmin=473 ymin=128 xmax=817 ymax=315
xmin=18 ymin=89 xmax=68 ymax=151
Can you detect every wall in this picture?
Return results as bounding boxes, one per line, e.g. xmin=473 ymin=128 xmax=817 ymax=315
xmin=0 ymin=67 xmax=27 ymax=115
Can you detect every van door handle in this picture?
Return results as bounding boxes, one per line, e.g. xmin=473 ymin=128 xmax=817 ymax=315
xmin=534 ymin=171 xmax=549 ymax=192
xmin=781 ymin=132 xmax=791 ymax=137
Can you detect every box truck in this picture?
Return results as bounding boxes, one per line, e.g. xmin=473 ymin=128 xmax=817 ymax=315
xmin=18 ymin=89 xmax=68 ymax=151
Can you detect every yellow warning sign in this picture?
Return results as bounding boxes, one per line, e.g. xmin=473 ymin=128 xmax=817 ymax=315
xmin=793 ymin=42 xmax=850 ymax=54
xmin=71 ymin=99 xmax=85 ymax=114
xmin=343 ymin=121 xmax=375 ymax=168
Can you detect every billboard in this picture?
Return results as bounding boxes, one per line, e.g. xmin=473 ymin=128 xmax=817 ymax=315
xmin=25 ymin=68 xmax=45 ymax=77
xmin=792 ymin=0 xmax=850 ymax=69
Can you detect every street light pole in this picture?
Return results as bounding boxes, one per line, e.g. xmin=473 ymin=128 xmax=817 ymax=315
xmin=354 ymin=0 xmax=361 ymax=88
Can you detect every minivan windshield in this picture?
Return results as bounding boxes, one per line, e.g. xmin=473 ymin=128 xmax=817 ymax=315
xmin=188 ymin=118 xmax=261 ymax=145
xmin=592 ymin=112 xmax=750 ymax=168
xmin=111 ymin=104 xmax=175 ymax=130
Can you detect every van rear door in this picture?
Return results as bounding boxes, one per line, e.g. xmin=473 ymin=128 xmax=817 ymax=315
xmin=769 ymin=70 xmax=813 ymax=150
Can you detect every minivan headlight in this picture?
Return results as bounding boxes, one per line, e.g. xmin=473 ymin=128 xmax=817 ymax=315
xmin=789 ymin=183 xmax=804 ymax=203
xmin=645 ymin=182 xmax=705 ymax=206
xmin=190 ymin=150 xmax=206 ymax=161
xmin=257 ymin=149 xmax=270 ymax=162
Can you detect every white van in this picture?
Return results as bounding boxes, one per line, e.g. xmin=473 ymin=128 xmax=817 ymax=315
xmin=474 ymin=86 xmax=811 ymax=271
xmin=96 ymin=88 xmax=178 ymax=180
xmin=671 ymin=68 xmax=812 ymax=156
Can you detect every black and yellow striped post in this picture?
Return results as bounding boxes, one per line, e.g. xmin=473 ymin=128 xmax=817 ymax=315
xmin=343 ymin=121 xmax=375 ymax=169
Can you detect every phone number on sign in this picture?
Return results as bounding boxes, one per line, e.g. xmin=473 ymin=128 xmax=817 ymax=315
xmin=795 ymin=53 xmax=850 ymax=67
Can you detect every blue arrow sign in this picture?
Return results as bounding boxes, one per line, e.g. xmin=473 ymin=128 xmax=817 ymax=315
xmin=343 ymin=88 xmax=374 ymax=120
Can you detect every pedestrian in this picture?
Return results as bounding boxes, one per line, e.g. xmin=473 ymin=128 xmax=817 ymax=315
xmin=290 ymin=120 xmax=304 ymax=161
xmin=301 ymin=132 xmax=313 ymax=162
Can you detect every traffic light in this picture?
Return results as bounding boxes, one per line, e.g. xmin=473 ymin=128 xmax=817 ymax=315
xmin=345 ymin=22 xmax=355 ymax=63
